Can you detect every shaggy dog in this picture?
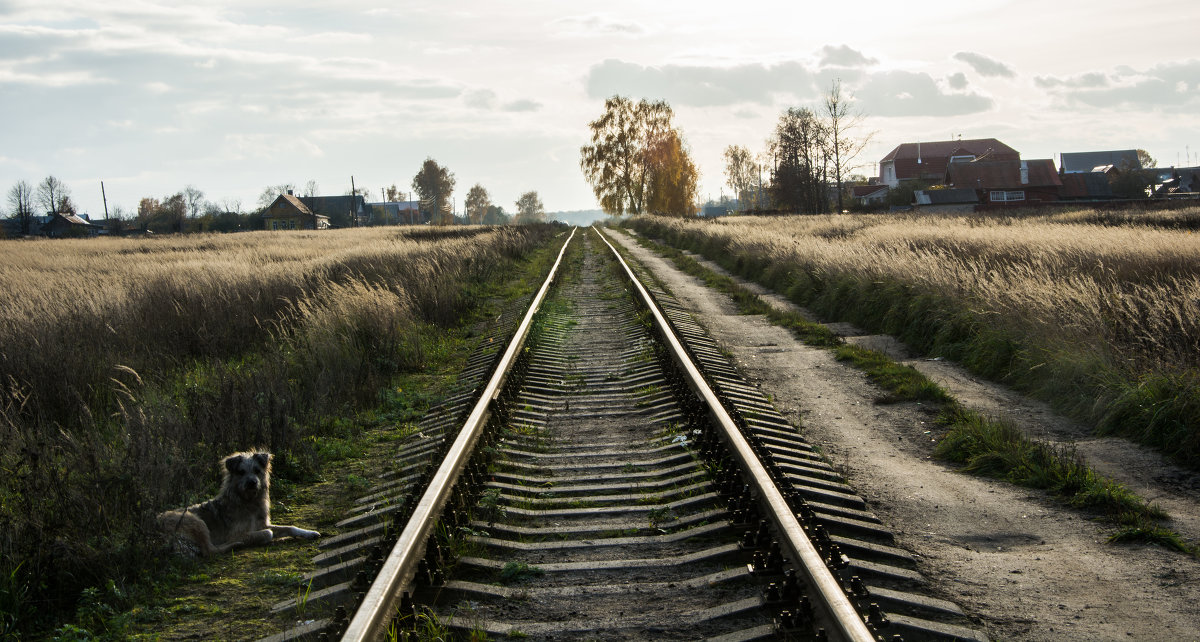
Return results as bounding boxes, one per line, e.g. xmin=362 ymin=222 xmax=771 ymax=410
xmin=158 ymin=451 xmax=319 ymax=556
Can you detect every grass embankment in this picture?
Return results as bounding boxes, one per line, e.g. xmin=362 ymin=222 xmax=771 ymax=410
xmin=0 ymin=225 xmax=566 ymax=639
xmin=620 ymin=222 xmax=1191 ymax=552
xmin=625 ymin=211 xmax=1200 ymax=468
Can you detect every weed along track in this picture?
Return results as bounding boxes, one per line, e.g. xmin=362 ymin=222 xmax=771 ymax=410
xmin=265 ymin=227 xmax=988 ymax=642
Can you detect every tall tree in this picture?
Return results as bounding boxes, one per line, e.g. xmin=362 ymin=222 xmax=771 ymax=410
xmin=412 ymin=158 xmax=456 ymax=225
xmin=580 ymin=95 xmax=674 ymax=216
xmin=723 ymin=145 xmax=758 ymax=211
xmin=182 ymin=185 xmax=205 ymax=219
xmin=770 ymin=107 xmax=829 ymax=213
xmin=464 ymin=184 xmax=491 ymax=225
xmin=645 ymin=129 xmax=699 ymax=217
xmin=1135 ymin=149 xmax=1157 ymax=169
xmin=162 ymin=193 xmax=186 ymax=233
xmin=513 ymin=191 xmax=545 ymax=225
xmin=36 ymin=175 xmax=70 ymax=215
xmin=823 ymin=79 xmax=872 ymax=212
xmin=303 ymin=179 xmax=320 ymax=197
xmin=483 ymin=204 xmax=510 ymax=225
xmin=7 ymin=180 xmax=35 ymax=235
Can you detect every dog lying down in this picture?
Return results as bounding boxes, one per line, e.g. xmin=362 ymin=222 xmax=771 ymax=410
xmin=158 ymin=451 xmax=320 ymax=556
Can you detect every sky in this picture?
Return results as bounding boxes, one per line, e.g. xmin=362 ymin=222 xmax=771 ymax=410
xmin=1 ymin=0 xmax=1198 ymax=217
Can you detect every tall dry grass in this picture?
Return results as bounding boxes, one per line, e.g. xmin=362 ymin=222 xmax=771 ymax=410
xmin=628 ymin=208 xmax=1200 ymax=465
xmin=0 ymin=225 xmax=555 ymax=635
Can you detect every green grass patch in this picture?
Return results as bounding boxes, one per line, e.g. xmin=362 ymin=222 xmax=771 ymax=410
xmin=835 ymin=344 xmax=952 ymax=404
xmin=498 ymin=562 xmax=543 ymax=584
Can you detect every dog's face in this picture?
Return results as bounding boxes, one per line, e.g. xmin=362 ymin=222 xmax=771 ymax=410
xmin=224 ymin=452 xmax=271 ymax=500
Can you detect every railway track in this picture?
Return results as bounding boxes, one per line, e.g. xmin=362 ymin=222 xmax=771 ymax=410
xmin=265 ymin=227 xmax=988 ymax=641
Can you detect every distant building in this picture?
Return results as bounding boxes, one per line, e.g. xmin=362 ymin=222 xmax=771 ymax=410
xmin=368 ymin=201 xmax=424 ymax=224
xmin=262 ymin=192 xmax=330 ymax=230
xmin=913 ymin=188 xmax=979 ymax=212
xmin=878 ymin=138 xmax=1019 ymax=187
xmin=850 ymin=184 xmax=889 ymax=207
xmin=1059 ymin=150 xmax=1140 ymax=174
xmin=1059 ymin=172 xmax=1114 ymax=200
xmin=42 ymin=212 xmax=100 ymax=238
xmin=945 ymin=158 xmax=1062 ymax=205
xmin=298 ymin=194 xmax=369 ymax=227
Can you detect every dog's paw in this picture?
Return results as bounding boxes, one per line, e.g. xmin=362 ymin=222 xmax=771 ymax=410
xmin=299 ymin=528 xmax=321 ymax=539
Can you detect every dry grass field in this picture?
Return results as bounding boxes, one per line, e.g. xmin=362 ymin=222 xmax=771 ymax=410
xmin=0 ymin=225 xmax=558 ymax=636
xmin=628 ymin=208 xmax=1200 ymax=468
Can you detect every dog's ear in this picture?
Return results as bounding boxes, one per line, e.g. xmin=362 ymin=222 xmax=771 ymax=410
xmin=224 ymin=454 xmax=245 ymax=473
xmin=253 ymin=452 xmax=270 ymax=469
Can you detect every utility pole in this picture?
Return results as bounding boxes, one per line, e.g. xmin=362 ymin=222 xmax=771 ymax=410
xmin=350 ymin=176 xmax=357 ymax=227
xmin=101 ymin=181 xmax=109 ymax=223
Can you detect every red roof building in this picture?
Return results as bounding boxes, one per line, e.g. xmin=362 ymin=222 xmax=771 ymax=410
xmin=879 ymin=138 xmax=1019 ymax=187
xmin=945 ymin=159 xmax=1062 ymax=205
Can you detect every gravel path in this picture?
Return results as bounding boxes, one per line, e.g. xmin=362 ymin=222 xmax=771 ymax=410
xmin=611 ymin=228 xmax=1200 ymax=641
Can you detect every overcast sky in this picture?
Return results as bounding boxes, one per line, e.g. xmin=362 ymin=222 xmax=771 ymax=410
xmin=2 ymin=0 xmax=1197 ymax=217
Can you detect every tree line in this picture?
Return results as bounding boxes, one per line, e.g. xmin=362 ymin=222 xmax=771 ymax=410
xmin=3 ymin=161 xmax=548 ymax=237
xmin=578 ymin=81 xmax=869 ymax=218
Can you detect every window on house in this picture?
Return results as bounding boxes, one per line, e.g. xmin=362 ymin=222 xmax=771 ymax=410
xmin=989 ymin=190 xmax=1025 ymax=202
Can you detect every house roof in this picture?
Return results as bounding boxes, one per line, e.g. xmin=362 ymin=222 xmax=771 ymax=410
xmin=49 ymin=212 xmax=95 ymax=226
xmin=1060 ymin=150 xmax=1140 ymax=173
xmin=880 ymin=138 xmax=1019 ymax=182
xmin=264 ymin=193 xmax=327 ymax=219
xmin=851 ymin=185 xmax=889 ymax=198
xmin=947 ymin=159 xmax=1062 ymax=189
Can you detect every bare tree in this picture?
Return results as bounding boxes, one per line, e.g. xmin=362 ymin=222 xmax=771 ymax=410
xmin=36 ymin=175 xmax=70 ymax=215
xmin=823 ymin=79 xmax=872 ymax=212
xmin=303 ymin=179 xmax=320 ymax=197
xmin=182 ymin=185 xmax=205 ymax=219
xmin=257 ymin=184 xmax=295 ymax=209
xmin=7 ymin=180 xmax=35 ymax=235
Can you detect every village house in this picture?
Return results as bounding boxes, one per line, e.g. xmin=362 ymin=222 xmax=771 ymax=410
xmin=1059 ymin=149 xmax=1140 ymax=174
xmin=850 ymin=184 xmax=889 ymax=207
xmin=945 ymin=158 xmax=1062 ymax=206
xmin=42 ymin=212 xmax=100 ymax=238
xmin=878 ymin=138 xmax=1020 ymax=188
xmin=262 ymin=192 xmax=330 ymax=230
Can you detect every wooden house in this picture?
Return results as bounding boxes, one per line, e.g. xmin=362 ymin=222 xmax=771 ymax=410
xmin=263 ymin=192 xmax=330 ymax=230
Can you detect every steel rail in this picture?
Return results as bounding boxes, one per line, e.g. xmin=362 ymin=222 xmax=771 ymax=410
xmin=341 ymin=226 xmax=577 ymax=642
xmin=595 ymin=227 xmax=875 ymax=642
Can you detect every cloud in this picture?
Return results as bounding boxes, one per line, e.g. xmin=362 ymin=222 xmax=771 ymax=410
xmin=552 ymin=14 xmax=645 ymax=36
xmin=953 ymin=51 xmax=1016 ymax=78
xmin=585 ymin=59 xmax=816 ymax=106
xmin=1034 ymin=72 xmax=1108 ymax=89
xmin=819 ymin=45 xmax=877 ymax=68
xmin=501 ymin=99 xmax=541 ymax=112
xmin=464 ymin=90 xmax=540 ymax=112
xmin=854 ymin=70 xmax=993 ymax=116
xmin=1036 ymin=60 xmax=1200 ymax=109
xmin=465 ymin=89 xmax=497 ymax=109
xmin=946 ymin=72 xmax=968 ymax=90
